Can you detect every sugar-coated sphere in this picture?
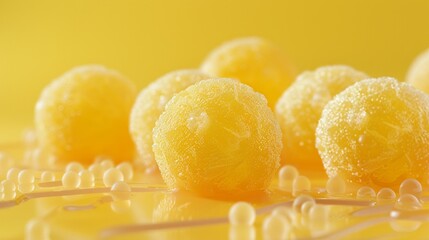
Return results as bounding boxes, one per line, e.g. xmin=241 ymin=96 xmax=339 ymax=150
xmin=228 ymin=202 xmax=256 ymax=226
xmin=201 ymin=37 xmax=295 ymax=109
xmin=130 ymin=70 xmax=210 ymax=166
xmin=153 ymin=78 xmax=282 ymax=197
xmin=316 ymin=77 xmax=429 ymax=187
xmin=407 ymin=48 xmax=429 ymax=93
xmin=35 ymin=65 xmax=137 ymax=165
xmin=276 ymin=66 xmax=368 ymax=170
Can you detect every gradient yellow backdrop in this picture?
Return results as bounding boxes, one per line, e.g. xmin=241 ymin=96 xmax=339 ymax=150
xmin=1 ymin=0 xmax=429 ymax=143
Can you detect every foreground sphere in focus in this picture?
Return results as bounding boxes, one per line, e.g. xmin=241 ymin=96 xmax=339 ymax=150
xmin=130 ymin=70 xmax=210 ymax=167
xmin=201 ymin=37 xmax=295 ymax=109
xmin=35 ymin=65 xmax=137 ymax=165
xmin=316 ymin=77 xmax=429 ymax=187
xmin=153 ymin=78 xmax=282 ymax=197
xmin=275 ymin=66 xmax=368 ymax=170
xmin=407 ymin=48 xmax=429 ymax=93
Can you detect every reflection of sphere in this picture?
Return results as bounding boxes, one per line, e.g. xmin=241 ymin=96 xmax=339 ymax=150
xmin=111 ymin=200 xmax=131 ymax=213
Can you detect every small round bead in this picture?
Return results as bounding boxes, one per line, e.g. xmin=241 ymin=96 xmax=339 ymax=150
xmin=356 ymin=186 xmax=376 ymax=200
xmin=62 ymin=171 xmax=81 ymax=189
xmin=7 ymin=168 xmax=20 ymax=183
xmin=292 ymin=176 xmax=311 ymax=196
xmin=394 ymin=193 xmax=422 ymax=211
xmin=18 ymin=170 xmax=35 ymax=185
xmin=278 ymin=165 xmax=298 ymax=191
xmin=309 ymin=205 xmax=329 ymax=224
xmin=103 ymin=168 xmax=124 ymax=187
xmin=110 ymin=199 xmax=131 ymax=213
xmin=18 ymin=184 xmax=35 ymax=193
xmin=110 ymin=181 xmax=131 ymax=201
xmin=326 ymin=175 xmax=346 ymax=195
xmin=262 ymin=214 xmax=290 ymax=240
xmin=78 ymin=170 xmax=95 ymax=188
xmin=376 ymin=188 xmax=396 ymax=204
xmin=399 ymin=178 xmax=422 ymax=198
xmin=2 ymin=191 xmax=16 ymax=201
xmin=41 ymin=171 xmax=56 ymax=182
xmin=301 ymin=200 xmax=316 ymax=217
xmin=229 ymin=202 xmax=256 ymax=226
xmin=65 ymin=162 xmax=84 ymax=173
xmin=271 ymin=207 xmax=295 ymax=223
xmin=1 ymin=179 xmax=16 ymax=192
xmin=88 ymin=163 xmax=104 ymax=179
xmin=25 ymin=219 xmax=49 ymax=240
xmin=116 ymin=162 xmax=134 ymax=181
xmin=100 ymin=159 xmax=114 ymax=171
xmin=292 ymin=194 xmax=315 ymax=213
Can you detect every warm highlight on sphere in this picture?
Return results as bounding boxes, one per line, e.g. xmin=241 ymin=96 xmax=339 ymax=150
xmin=35 ymin=65 xmax=137 ymax=165
xmin=153 ymin=78 xmax=282 ymax=197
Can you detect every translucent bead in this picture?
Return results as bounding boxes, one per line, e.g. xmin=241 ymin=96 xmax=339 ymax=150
xmin=18 ymin=170 xmax=35 ymax=185
xmin=326 ymin=175 xmax=346 ymax=195
xmin=376 ymin=188 xmax=396 ymax=204
xmin=88 ymin=163 xmax=104 ymax=179
xmin=116 ymin=162 xmax=134 ymax=181
xmin=100 ymin=159 xmax=114 ymax=171
xmin=62 ymin=171 xmax=81 ymax=189
xmin=7 ymin=168 xmax=20 ymax=183
xmin=78 ymin=170 xmax=95 ymax=188
xmin=292 ymin=194 xmax=315 ymax=213
xmin=229 ymin=226 xmax=256 ymax=240
xmin=41 ymin=171 xmax=56 ymax=182
xmin=292 ymin=176 xmax=311 ymax=197
xmin=18 ymin=184 xmax=35 ymax=193
xmin=356 ymin=186 xmax=376 ymax=200
xmin=278 ymin=165 xmax=298 ymax=191
xmin=301 ymin=200 xmax=316 ymax=217
xmin=394 ymin=194 xmax=422 ymax=211
xmin=25 ymin=219 xmax=49 ymax=240
xmin=310 ymin=205 xmax=329 ymax=222
xmin=390 ymin=220 xmax=422 ymax=233
xmin=111 ymin=181 xmax=131 ymax=200
xmin=271 ymin=207 xmax=296 ymax=224
xmin=399 ymin=178 xmax=422 ymax=198
xmin=262 ymin=214 xmax=290 ymax=240
xmin=110 ymin=200 xmax=131 ymax=213
xmin=2 ymin=191 xmax=16 ymax=201
xmin=229 ymin=202 xmax=256 ymax=226
xmin=1 ymin=179 xmax=16 ymax=192
xmin=103 ymin=168 xmax=124 ymax=187
xmin=65 ymin=162 xmax=84 ymax=173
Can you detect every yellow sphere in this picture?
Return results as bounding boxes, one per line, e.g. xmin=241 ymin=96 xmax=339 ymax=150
xmin=316 ymin=77 xmax=429 ymax=187
xmin=153 ymin=78 xmax=282 ymax=197
xmin=407 ymin=48 xmax=429 ymax=93
xmin=35 ymin=65 xmax=137 ymax=165
xmin=201 ymin=37 xmax=295 ymax=109
xmin=130 ymin=70 xmax=210 ymax=166
xmin=275 ymin=66 xmax=368 ymax=170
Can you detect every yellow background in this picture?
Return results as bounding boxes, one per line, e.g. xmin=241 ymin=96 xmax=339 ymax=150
xmin=1 ymin=0 xmax=429 ymax=143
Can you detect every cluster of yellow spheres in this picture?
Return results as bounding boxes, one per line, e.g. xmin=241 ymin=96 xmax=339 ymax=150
xmin=30 ymin=38 xmax=429 ymax=199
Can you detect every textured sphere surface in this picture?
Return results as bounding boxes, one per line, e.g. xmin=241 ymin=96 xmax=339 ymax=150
xmin=35 ymin=65 xmax=137 ymax=165
xmin=275 ymin=66 xmax=368 ymax=170
xmin=316 ymin=77 xmax=429 ymax=187
xmin=407 ymin=48 xmax=429 ymax=93
xmin=153 ymin=78 xmax=282 ymax=197
xmin=201 ymin=37 xmax=295 ymax=109
xmin=130 ymin=70 xmax=211 ymax=166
